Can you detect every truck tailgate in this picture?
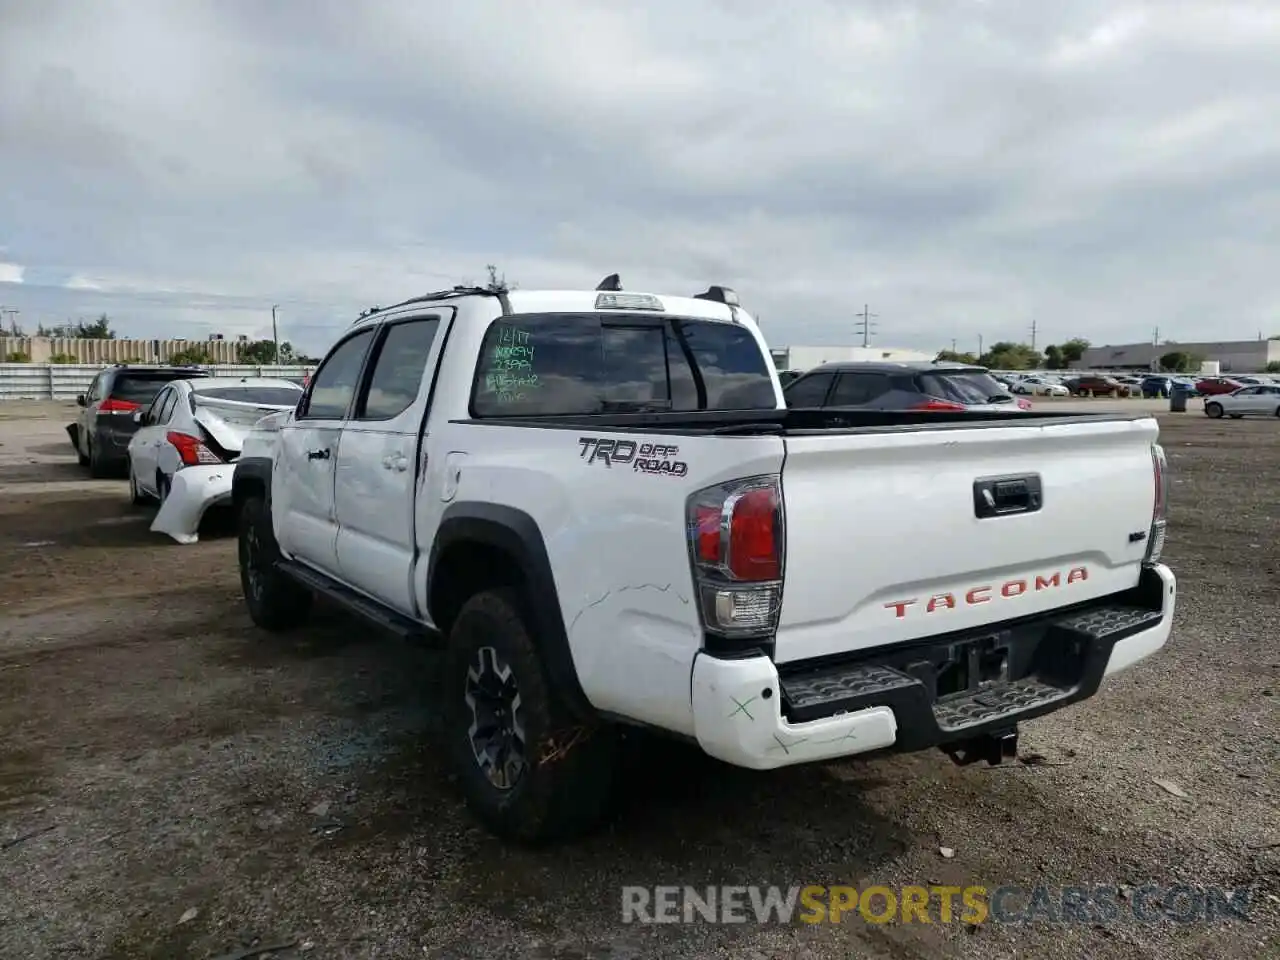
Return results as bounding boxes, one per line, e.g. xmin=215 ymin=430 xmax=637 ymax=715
xmin=775 ymin=417 xmax=1159 ymax=664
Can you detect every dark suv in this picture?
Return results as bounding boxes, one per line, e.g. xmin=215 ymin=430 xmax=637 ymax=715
xmin=782 ymin=361 xmax=1024 ymax=412
xmin=66 ymin=365 xmax=211 ymax=477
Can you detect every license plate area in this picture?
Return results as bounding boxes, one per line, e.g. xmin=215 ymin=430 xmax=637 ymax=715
xmin=934 ymin=635 xmax=1010 ymax=701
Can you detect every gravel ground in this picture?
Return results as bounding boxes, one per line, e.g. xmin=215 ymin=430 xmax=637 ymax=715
xmin=0 ymin=401 xmax=1275 ymax=959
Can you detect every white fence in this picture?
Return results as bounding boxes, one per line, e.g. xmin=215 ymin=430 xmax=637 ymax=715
xmin=0 ymin=364 xmax=315 ymax=401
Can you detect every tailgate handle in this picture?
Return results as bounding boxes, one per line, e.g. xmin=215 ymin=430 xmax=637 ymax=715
xmin=973 ymin=474 xmax=1042 ymax=518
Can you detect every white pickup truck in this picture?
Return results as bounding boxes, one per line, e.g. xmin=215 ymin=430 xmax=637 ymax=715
xmin=232 ymin=279 xmax=1176 ymax=843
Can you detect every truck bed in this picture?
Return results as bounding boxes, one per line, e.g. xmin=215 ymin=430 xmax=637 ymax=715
xmin=454 ymin=406 xmax=1145 ymax=436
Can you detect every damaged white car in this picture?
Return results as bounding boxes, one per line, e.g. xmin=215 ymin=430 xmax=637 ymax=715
xmin=126 ymin=377 xmax=302 ymax=543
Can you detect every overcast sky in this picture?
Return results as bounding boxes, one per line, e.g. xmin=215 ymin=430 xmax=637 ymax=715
xmin=2 ymin=0 xmax=1279 ymax=355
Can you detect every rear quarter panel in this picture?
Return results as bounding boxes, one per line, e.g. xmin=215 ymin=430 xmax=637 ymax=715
xmin=426 ymin=419 xmax=785 ymax=735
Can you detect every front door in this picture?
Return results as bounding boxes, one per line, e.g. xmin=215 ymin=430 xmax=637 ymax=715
xmin=274 ymin=326 xmax=377 ymax=576
xmin=130 ymin=386 xmax=178 ymax=493
xmin=334 ymin=312 xmax=450 ymax=614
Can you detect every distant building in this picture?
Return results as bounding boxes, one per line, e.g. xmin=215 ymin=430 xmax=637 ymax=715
xmin=771 ymin=345 xmax=936 ymax=371
xmin=1076 ymin=339 xmax=1279 ymax=373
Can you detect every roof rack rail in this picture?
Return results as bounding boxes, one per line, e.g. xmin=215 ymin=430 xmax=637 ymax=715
xmin=692 ymin=285 xmax=740 ymax=307
xmin=351 ymin=285 xmax=498 ymax=324
xmin=596 ymin=273 xmax=623 ymax=292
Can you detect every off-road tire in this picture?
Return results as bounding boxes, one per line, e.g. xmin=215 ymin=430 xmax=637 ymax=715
xmin=87 ymin=436 xmax=112 ymax=478
xmin=70 ymin=425 xmax=89 ymax=466
xmin=237 ymin=494 xmax=312 ymax=631
xmin=1205 ymin=402 xmax=1224 ymax=419
xmin=443 ymin=588 xmax=618 ymax=844
xmin=128 ymin=461 xmax=154 ymax=505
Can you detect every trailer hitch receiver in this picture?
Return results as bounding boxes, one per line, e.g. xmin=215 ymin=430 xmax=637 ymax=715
xmin=942 ymin=726 xmax=1019 ymax=766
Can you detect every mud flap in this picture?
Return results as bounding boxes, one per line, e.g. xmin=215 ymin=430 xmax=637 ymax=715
xmin=150 ymin=465 xmax=234 ymax=545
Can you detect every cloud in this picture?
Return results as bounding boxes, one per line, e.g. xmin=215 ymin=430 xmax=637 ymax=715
xmin=0 ymin=263 xmax=24 ymax=284
xmin=2 ymin=0 xmax=1280 ymax=355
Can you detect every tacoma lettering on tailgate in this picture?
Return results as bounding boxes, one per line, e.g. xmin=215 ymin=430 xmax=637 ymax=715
xmin=884 ymin=567 xmax=1089 ymax=619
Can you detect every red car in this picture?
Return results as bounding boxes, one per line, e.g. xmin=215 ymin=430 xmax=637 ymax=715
xmin=1195 ymin=377 xmax=1245 ymax=396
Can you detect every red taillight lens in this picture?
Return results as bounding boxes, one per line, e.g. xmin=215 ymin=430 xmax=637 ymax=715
xmin=686 ymin=476 xmax=785 ymax=639
xmin=727 ymin=487 xmax=780 ymax=581
xmin=913 ymin=399 xmax=967 ymax=411
xmin=695 ymin=504 xmax=721 ymax=564
xmin=99 ymin=397 xmax=140 ymax=413
xmin=166 ymin=431 xmax=223 ymax=466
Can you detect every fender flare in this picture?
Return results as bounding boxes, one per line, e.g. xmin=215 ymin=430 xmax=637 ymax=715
xmin=231 ymin=456 xmax=274 ymax=511
xmin=427 ymin=501 xmax=593 ymax=720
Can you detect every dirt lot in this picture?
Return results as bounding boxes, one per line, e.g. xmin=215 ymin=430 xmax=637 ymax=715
xmin=0 ymin=401 xmax=1275 ymax=959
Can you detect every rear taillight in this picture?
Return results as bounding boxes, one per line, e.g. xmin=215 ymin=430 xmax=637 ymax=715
xmin=686 ymin=476 xmax=784 ymax=639
xmin=913 ymin=399 xmax=967 ymax=411
xmin=166 ymin=431 xmax=223 ymax=466
xmin=99 ymin=397 xmax=140 ymax=414
xmin=1145 ymin=444 xmax=1168 ymax=564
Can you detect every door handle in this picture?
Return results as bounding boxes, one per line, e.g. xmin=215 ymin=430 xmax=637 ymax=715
xmin=307 ymin=448 xmax=330 ymax=461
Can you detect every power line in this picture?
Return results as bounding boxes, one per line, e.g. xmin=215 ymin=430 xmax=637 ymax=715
xmin=854 ymin=304 xmax=879 ymax=348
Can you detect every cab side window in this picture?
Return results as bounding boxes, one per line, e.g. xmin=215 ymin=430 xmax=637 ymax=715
xmin=300 ymin=328 xmax=376 ymax=420
xmin=354 ymin=317 xmax=442 ymax=421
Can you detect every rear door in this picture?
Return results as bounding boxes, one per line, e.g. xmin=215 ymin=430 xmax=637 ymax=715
xmin=275 ymin=327 xmax=376 ymax=574
xmin=828 ymin=372 xmax=895 ymax=408
xmin=334 ymin=312 xmax=450 ymax=613
xmin=130 ymin=386 xmax=178 ymax=489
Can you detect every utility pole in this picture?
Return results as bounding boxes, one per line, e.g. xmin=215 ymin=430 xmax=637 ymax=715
xmin=0 ymin=307 xmax=18 ymax=335
xmin=1028 ymin=319 xmax=1037 ymax=351
xmin=978 ymin=334 xmax=984 ymax=357
xmin=854 ymin=304 xmax=878 ymax=348
xmin=951 ymin=338 xmax=958 ymax=353
xmin=271 ymin=304 xmax=280 ymax=365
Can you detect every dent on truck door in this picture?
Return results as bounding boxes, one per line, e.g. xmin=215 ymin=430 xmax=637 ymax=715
xmin=275 ymin=327 xmax=375 ymax=574
xmin=334 ymin=313 xmax=448 ymax=616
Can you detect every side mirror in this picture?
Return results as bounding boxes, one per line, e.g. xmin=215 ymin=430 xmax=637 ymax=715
xmin=76 ymin=394 xmax=86 ymax=407
xmin=132 ymin=410 xmax=144 ymax=424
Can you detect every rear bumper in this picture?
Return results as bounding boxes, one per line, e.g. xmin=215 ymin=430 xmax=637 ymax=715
xmin=93 ymin=418 xmax=139 ymax=458
xmin=690 ymin=563 xmax=1175 ymax=770
xmin=150 ymin=465 xmax=234 ymax=545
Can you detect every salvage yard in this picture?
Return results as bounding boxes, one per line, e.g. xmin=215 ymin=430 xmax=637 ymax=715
xmin=0 ymin=401 xmax=1276 ymax=960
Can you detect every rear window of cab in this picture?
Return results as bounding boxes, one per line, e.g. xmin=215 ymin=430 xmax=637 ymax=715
xmin=469 ymin=313 xmax=777 ymax=417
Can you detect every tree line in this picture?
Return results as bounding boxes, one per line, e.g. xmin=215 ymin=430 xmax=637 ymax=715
xmin=934 ymin=338 xmax=1215 ymax=373
xmin=3 ymin=313 xmax=319 ymax=365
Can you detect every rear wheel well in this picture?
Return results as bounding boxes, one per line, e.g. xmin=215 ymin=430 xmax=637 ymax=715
xmin=430 ymin=541 xmax=527 ymax=637
xmin=232 ymin=476 xmax=267 ymax=513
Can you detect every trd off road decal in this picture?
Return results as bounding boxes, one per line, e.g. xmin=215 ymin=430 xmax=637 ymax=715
xmin=578 ymin=436 xmax=688 ymax=477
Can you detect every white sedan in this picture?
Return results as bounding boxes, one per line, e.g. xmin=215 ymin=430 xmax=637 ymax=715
xmin=1011 ymin=377 xmax=1070 ymax=397
xmin=1203 ymin=383 xmax=1280 ymax=419
xmin=126 ymin=377 xmax=303 ymax=543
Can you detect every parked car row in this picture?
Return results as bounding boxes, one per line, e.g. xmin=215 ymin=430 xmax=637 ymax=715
xmin=782 ymin=361 xmax=1034 ymax=413
xmin=67 ymin=363 xmax=304 ymax=542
